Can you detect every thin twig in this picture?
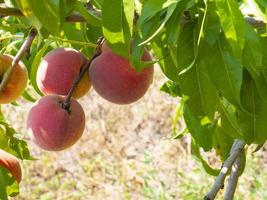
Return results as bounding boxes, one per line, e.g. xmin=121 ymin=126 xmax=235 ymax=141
xmin=0 ymin=4 xmax=265 ymax=28
xmin=0 ymin=4 xmax=22 ymax=16
xmin=0 ymin=28 xmax=37 ymax=93
xmin=224 ymin=150 xmax=243 ymax=200
xmin=204 ymin=140 xmax=246 ymax=200
xmin=61 ymin=44 xmax=102 ymax=110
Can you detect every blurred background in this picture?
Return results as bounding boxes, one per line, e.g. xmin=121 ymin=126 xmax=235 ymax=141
xmin=3 ymin=67 xmax=267 ymax=200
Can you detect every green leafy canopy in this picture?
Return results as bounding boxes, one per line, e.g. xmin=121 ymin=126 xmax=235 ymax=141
xmin=0 ymin=0 xmax=267 ymax=197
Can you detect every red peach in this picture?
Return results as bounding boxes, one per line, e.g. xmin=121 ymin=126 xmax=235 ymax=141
xmin=89 ymin=42 xmax=154 ymax=104
xmin=27 ymin=95 xmax=85 ymax=151
xmin=37 ymin=48 xmax=90 ymax=98
xmin=0 ymin=149 xmax=22 ymax=183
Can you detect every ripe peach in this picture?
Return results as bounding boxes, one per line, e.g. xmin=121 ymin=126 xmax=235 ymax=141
xmin=0 ymin=149 xmax=22 ymax=183
xmin=0 ymin=55 xmax=28 ymax=104
xmin=27 ymin=95 xmax=85 ymax=151
xmin=37 ymin=48 xmax=90 ymax=98
xmin=89 ymin=42 xmax=154 ymax=104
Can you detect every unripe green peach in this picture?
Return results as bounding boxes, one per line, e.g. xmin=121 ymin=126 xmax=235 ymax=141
xmin=0 ymin=55 xmax=28 ymax=104
xmin=27 ymin=95 xmax=85 ymax=151
xmin=37 ymin=48 xmax=90 ymax=98
xmin=89 ymin=42 xmax=154 ymax=104
xmin=0 ymin=149 xmax=22 ymax=183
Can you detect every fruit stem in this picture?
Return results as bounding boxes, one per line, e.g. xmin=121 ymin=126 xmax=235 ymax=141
xmin=0 ymin=28 xmax=37 ymax=94
xmin=62 ymin=42 xmax=102 ymax=110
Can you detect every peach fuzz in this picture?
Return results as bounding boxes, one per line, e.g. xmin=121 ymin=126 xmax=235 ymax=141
xmin=89 ymin=41 xmax=154 ymax=104
xmin=0 ymin=149 xmax=22 ymax=183
xmin=37 ymin=48 xmax=90 ymax=98
xmin=27 ymin=95 xmax=85 ymax=151
xmin=0 ymin=55 xmax=28 ymax=104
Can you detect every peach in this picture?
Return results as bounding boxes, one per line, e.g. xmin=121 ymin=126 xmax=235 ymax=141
xmin=37 ymin=48 xmax=90 ymax=98
xmin=0 ymin=55 xmax=28 ymax=104
xmin=0 ymin=149 xmax=22 ymax=183
xmin=89 ymin=42 xmax=154 ymax=104
xmin=27 ymin=95 xmax=85 ymax=151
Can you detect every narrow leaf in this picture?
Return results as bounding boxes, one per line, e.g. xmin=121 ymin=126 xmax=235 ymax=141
xmin=216 ymin=0 xmax=245 ymax=58
xmin=183 ymin=104 xmax=215 ymax=151
xmin=207 ymin=39 xmax=242 ymax=108
xmin=102 ymin=0 xmax=128 ymax=56
xmin=75 ymin=1 xmax=102 ymax=27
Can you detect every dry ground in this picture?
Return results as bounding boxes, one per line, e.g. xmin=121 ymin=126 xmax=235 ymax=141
xmin=2 ymin=67 xmax=267 ymax=200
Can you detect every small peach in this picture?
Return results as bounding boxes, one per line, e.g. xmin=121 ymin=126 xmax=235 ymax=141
xmin=0 ymin=55 xmax=28 ymax=104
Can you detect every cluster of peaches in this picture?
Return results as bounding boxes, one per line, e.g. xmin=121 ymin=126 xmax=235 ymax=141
xmin=0 ymin=41 xmax=154 ymax=153
xmin=0 ymin=41 xmax=154 ymax=183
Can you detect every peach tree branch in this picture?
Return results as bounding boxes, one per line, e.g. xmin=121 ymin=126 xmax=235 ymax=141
xmin=0 ymin=28 xmax=37 ymax=94
xmin=224 ymin=150 xmax=243 ymax=200
xmin=62 ymin=39 xmax=103 ymax=110
xmin=204 ymin=140 xmax=246 ymax=200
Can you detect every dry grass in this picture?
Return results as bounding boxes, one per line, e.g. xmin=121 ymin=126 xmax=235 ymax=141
xmin=2 ymin=67 xmax=267 ymax=200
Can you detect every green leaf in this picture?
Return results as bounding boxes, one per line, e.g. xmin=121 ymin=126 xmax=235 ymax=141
xmin=0 ymin=121 xmax=33 ymax=160
xmin=165 ymin=0 xmax=195 ymax=46
xmin=15 ymin=0 xmax=42 ymax=30
xmin=175 ymin=19 xmax=219 ymax=120
xmin=252 ymin=143 xmax=265 ymax=153
xmin=74 ymin=1 xmax=102 ymax=27
xmin=179 ymin=58 xmax=218 ymax=121
xmin=151 ymin=34 xmax=179 ymax=82
xmin=138 ymin=0 xmax=178 ymax=46
xmin=200 ymin=1 xmax=221 ymax=47
xmin=160 ymin=81 xmax=181 ymax=97
xmin=173 ymin=127 xmax=188 ymax=139
xmin=206 ymin=39 xmax=242 ymax=108
xmin=243 ymin=24 xmax=262 ymax=72
xmin=213 ymin=124 xmax=234 ymax=161
xmin=242 ymin=27 xmax=267 ymax=100
xmin=261 ymin=35 xmax=267 ymax=84
xmin=216 ymin=0 xmax=245 ymax=59
xmin=138 ymin=0 xmax=168 ymax=24
xmin=102 ymin=0 xmax=130 ymax=57
xmin=30 ymin=42 xmax=51 ymax=96
xmin=238 ymin=150 xmax=246 ymax=177
xmin=0 ymin=165 xmax=19 ymax=198
xmin=191 ymin=139 xmax=220 ymax=176
xmin=172 ymin=99 xmax=185 ymax=137
xmin=22 ymin=90 xmax=36 ymax=103
xmin=183 ymin=104 xmax=215 ymax=151
xmin=219 ymin=99 xmax=243 ymax=139
xmin=178 ymin=0 xmax=220 ymax=75
xmin=16 ymin=0 xmax=63 ymax=35
xmin=238 ymin=71 xmax=267 ymax=144
xmin=0 ymin=167 xmax=8 ymax=200
xmin=60 ymin=0 xmax=76 ymax=16
xmin=122 ymin=0 xmax=135 ymax=40
xmin=91 ymin=0 xmax=103 ymax=9
xmin=174 ymin=22 xmax=195 ymax=73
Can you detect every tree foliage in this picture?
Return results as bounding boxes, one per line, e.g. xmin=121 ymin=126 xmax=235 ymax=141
xmin=0 ymin=0 xmax=266 ymax=199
